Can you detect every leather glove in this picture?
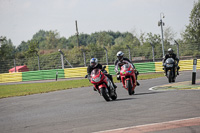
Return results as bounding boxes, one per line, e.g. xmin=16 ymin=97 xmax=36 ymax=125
xmin=117 ymin=74 xmax=120 ymax=80
xmin=134 ymin=69 xmax=139 ymax=75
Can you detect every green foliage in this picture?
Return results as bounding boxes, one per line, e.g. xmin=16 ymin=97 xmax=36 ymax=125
xmin=0 ymin=39 xmax=15 ymax=60
xmin=0 ymin=38 xmax=16 ymax=73
xmin=182 ymin=0 xmax=200 ymax=55
xmin=25 ymin=40 xmax=39 ymax=57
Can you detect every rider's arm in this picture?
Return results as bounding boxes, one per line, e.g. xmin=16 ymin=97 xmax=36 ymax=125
xmin=162 ymin=55 xmax=167 ymax=65
xmin=123 ymin=58 xmax=135 ymax=69
xmin=87 ymin=66 xmax=92 ymax=81
xmin=123 ymin=60 xmax=135 ymax=68
xmin=114 ymin=60 xmax=119 ymax=73
xmin=174 ymin=54 xmax=179 ymax=64
xmin=123 ymin=58 xmax=136 ymax=69
xmin=124 ymin=58 xmax=131 ymax=62
xmin=98 ymin=64 xmax=103 ymax=70
xmin=87 ymin=66 xmax=92 ymax=76
xmin=176 ymin=57 xmax=179 ymax=64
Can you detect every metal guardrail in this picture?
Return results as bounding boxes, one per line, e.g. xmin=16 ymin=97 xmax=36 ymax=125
xmin=0 ymin=59 xmax=199 ymax=84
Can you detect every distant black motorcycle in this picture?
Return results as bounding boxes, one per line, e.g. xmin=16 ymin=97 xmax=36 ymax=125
xmin=164 ymin=58 xmax=178 ymax=83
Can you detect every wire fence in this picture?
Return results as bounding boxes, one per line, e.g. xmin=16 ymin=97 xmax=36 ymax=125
xmin=0 ymin=44 xmax=199 ymax=74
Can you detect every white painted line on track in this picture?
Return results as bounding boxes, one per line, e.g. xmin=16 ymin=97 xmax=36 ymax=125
xmin=149 ymin=86 xmax=156 ymax=91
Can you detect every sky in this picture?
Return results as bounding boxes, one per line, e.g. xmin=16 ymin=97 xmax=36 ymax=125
xmin=0 ymin=0 xmax=198 ymax=46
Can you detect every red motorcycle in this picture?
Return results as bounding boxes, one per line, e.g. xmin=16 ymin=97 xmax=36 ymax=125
xmin=85 ymin=66 xmax=117 ymax=102
xmin=119 ymin=64 xmax=136 ymax=95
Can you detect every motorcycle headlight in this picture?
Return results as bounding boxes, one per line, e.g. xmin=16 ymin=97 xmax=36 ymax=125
xmin=92 ymin=75 xmax=102 ymax=82
xmin=166 ymin=64 xmax=173 ymax=67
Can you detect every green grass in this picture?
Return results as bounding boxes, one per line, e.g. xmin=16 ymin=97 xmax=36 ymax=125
xmin=0 ymin=72 xmax=164 ymax=99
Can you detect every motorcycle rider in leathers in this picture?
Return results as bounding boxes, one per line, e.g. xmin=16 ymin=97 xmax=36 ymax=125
xmin=87 ymin=58 xmax=117 ymax=91
xmin=163 ymin=48 xmax=180 ymax=76
xmin=114 ymin=51 xmax=140 ymax=86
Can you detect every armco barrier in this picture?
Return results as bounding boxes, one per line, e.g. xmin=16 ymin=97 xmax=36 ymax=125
xmin=108 ymin=62 xmax=156 ymax=75
xmin=108 ymin=65 xmax=116 ymax=75
xmin=0 ymin=59 xmax=199 ymax=83
xmin=155 ymin=62 xmax=163 ymax=72
xmin=22 ymin=69 xmax=65 ymax=81
xmin=64 ymin=66 xmax=109 ymax=78
xmin=0 ymin=72 xmax=22 ymax=83
xmin=134 ymin=62 xmax=156 ymax=73
xmin=64 ymin=67 xmax=87 ymax=78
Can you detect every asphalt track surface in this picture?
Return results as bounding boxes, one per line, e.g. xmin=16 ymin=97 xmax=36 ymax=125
xmin=0 ymin=71 xmax=200 ymax=133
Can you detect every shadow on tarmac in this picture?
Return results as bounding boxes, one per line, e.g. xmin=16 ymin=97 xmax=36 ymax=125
xmin=115 ymin=97 xmax=137 ymax=101
xmin=134 ymin=91 xmax=164 ymax=96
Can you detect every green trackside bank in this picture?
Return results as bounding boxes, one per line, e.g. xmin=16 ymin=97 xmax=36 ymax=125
xmin=150 ymin=80 xmax=200 ymax=91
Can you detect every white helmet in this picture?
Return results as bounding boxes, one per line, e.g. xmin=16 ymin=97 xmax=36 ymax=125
xmin=117 ymin=51 xmax=124 ymax=61
xmin=90 ymin=58 xmax=98 ymax=68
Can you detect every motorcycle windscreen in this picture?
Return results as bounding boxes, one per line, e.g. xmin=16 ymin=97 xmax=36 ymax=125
xmin=91 ymin=69 xmax=100 ymax=77
xmin=165 ymin=58 xmax=174 ymax=64
xmin=122 ymin=64 xmax=130 ymax=70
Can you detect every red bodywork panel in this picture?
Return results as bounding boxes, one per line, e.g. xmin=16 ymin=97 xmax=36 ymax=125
xmin=120 ymin=64 xmax=136 ymax=92
xmin=90 ymin=69 xmax=108 ymax=91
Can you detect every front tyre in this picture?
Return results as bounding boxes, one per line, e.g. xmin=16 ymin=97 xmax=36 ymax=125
xmin=167 ymin=70 xmax=172 ymax=83
xmin=126 ymin=80 xmax=132 ymax=95
xmin=172 ymin=68 xmax=176 ymax=82
xmin=110 ymin=91 xmax=117 ymax=100
xmin=101 ymin=87 xmax=110 ymax=102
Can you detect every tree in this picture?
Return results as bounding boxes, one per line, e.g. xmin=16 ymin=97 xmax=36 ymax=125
xmin=0 ymin=37 xmax=16 ymax=73
xmin=16 ymin=41 xmax=28 ymax=52
xmin=25 ymin=40 xmax=39 ymax=57
xmin=0 ymin=38 xmax=15 ymax=60
xmin=181 ymin=0 xmax=200 ymax=54
xmin=164 ymin=26 xmax=177 ymax=46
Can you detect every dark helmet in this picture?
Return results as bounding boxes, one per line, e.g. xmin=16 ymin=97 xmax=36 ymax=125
xmin=168 ymin=48 xmax=173 ymax=55
xmin=117 ymin=51 xmax=124 ymax=61
xmin=90 ymin=58 xmax=98 ymax=68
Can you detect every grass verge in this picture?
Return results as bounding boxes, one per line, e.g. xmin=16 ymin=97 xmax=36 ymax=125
xmin=0 ymin=72 xmax=164 ymax=99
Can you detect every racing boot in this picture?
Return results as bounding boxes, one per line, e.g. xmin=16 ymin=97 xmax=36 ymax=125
xmin=136 ymin=81 xmax=140 ymax=86
xmin=109 ymin=75 xmax=117 ymax=89
xmin=110 ymin=87 xmax=116 ymax=96
xmin=164 ymin=69 xmax=167 ymax=76
xmin=113 ymin=84 xmax=117 ymax=89
xmin=93 ymin=86 xmax=97 ymax=91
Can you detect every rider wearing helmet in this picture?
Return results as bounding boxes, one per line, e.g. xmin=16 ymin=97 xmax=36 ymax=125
xmin=114 ymin=51 xmax=140 ymax=86
xmin=163 ymin=48 xmax=180 ymax=75
xmin=87 ymin=58 xmax=117 ymax=90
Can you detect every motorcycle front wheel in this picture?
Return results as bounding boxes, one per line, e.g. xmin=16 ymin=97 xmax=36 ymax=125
xmin=110 ymin=90 xmax=117 ymax=100
xmin=101 ymin=87 xmax=110 ymax=102
xmin=167 ymin=70 xmax=172 ymax=83
xmin=126 ymin=80 xmax=132 ymax=95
